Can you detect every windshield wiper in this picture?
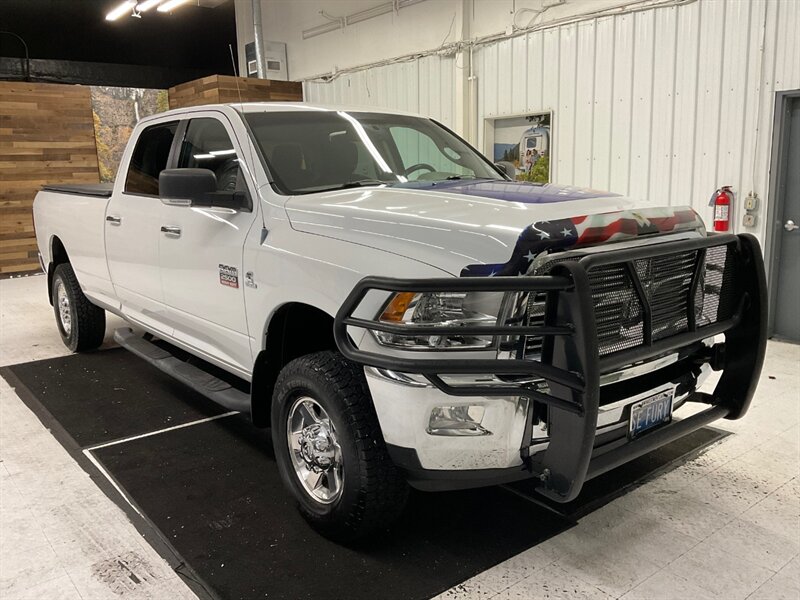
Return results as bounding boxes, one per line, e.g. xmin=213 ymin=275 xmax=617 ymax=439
xmin=443 ymin=175 xmax=493 ymax=181
xmin=296 ymin=180 xmax=391 ymax=194
xmin=339 ymin=179 xmax=391 ymax=189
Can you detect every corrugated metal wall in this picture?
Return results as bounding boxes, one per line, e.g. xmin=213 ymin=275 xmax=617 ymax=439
xmin=304 ymin=55 xmax=458 ymax=129
xmin=475 ymin=0 xmax=799 ymax=241
xmin=304 ymin=0 xmax=800 ymax=243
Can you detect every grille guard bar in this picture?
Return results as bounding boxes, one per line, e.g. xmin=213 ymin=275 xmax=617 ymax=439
xmin=333 ymin=233 xmax=767 ymax=502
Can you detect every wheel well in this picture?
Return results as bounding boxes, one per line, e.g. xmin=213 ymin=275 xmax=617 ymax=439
xmin=47 ymin=237 xmax=70 ymax=305
xmin=251 ymin=303 xmax=337 ymax=427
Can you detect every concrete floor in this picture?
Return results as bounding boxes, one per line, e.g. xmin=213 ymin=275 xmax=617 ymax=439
xmin=1 ymin=274 xmax=798 ymax=600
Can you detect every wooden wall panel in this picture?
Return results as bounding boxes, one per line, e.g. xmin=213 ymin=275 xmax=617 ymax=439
xmin=0 ymin=82 xmax=100 ymax=275
xmin=168 ymin=74 xmax=302 ymax=109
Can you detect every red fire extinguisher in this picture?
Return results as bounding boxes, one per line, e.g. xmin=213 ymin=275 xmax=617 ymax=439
xmin=711 ymin=186 xmax=734 ymax=232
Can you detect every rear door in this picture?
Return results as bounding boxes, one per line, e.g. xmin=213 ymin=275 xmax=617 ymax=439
xmin=106 ymin=119 xmax=179 ymax=335
xmin=772 ymin=97 xmax=800 ymax=341
xmin=158 ymin=112 xmax=259 ymax=375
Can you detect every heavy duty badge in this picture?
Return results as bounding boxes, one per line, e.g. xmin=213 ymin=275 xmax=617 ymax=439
xmin=218 ymin=264 xmax=239 ymax=288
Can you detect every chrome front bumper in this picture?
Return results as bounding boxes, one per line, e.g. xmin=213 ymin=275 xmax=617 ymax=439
xmin=365 ymin=359 xmax=712 ymax=473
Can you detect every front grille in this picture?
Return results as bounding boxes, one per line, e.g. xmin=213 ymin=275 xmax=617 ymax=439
xmin=522 ymin=240 xmax=739 ymax=358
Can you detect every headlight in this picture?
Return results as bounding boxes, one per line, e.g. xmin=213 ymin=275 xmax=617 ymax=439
xmin=374 ymin=291 xmax=504 ymax=350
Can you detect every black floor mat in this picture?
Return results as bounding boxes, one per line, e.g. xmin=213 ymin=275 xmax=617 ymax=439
xmin=5 ymin=348 xmax=227 ymax=446
xmin=92 ymin=415 xmax=568 ymax=600
xmin=2 ymin=349 xmax=727 ymax=600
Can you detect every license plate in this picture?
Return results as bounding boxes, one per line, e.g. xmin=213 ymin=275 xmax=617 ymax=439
xmin=629 ymin=388 xmax=674 ymax=438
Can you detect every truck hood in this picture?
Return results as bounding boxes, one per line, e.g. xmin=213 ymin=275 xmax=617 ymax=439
xmin=284 ymin=181 xmax=641 ymax=274
xmin=285 ymin=181 xmax=634 ymax=275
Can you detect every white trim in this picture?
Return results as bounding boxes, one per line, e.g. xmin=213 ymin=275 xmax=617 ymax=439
xmin=81 ymin=411 xmax=239 ymax=516
xmin=82 ymin=449 xmax=143 ymax=516
xmin=84 ymin=411 xmax=238 ymax=452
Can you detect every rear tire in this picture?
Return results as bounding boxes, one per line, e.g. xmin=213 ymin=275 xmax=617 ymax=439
xmin=51 ymin=263 xmax=106 ymax=352
xmin=271 ymin=351 xmax=408 ymax=542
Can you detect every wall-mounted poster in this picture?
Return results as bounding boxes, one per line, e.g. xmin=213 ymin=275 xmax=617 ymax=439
xmin=90 ymin=86 xmax=169 ymax=182
xmin=489 ymin=112 xmax=552 ymax=183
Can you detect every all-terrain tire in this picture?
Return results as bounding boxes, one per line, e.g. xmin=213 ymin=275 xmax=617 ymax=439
xmin=271 ymin=351 xmax=409 ymax=542
xmin=51 ymin=263 xmax=106 ymax=352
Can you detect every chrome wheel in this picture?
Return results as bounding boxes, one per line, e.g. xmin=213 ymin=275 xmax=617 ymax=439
xmin=56 ymin=280 xmax=71 ymax=336
xmin=287 ymin=396 xmax=343 ymax=504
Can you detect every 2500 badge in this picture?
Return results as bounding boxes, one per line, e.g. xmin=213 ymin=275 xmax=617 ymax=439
xmin=219 ymin=264 xmax=239 ymax=288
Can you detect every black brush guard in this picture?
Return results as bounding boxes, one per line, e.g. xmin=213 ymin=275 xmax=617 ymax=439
xmin=333 ymin=233 xmax=767 ymax=502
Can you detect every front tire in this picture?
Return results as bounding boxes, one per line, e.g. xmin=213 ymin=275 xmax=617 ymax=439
xmin=271 ymin=351 xmax=408 ymax=542
xmin=51 ymin=263 xmax=106 ymax=352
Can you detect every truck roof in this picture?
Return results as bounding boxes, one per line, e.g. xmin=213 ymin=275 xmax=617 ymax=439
xmin=140 ymin=102 xmax=422 ymax=125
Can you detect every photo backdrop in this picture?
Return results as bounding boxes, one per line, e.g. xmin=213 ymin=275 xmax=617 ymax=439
xmin=90 ymin=87 xmax=169 ymax=182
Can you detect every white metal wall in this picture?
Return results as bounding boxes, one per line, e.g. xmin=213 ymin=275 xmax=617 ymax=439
xmin=303 ymin=0 xmax=800 ymax=243
xmin=475 ymin=0 xmax=799 ymax=241
xmin=304 ymin=55 xmax=457 ymax=129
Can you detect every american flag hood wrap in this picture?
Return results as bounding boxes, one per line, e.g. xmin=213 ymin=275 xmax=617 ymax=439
xmin=461 ymin=206 xmax=706 ymax=277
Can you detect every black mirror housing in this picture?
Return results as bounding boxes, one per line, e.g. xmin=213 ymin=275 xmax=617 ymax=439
xmin=160 ymin=168 xmax=216 ymax=201
xmin=159 ymin=168 xmax=247 ymax=210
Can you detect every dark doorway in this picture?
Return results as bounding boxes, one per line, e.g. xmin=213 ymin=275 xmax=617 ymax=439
xmin=767 ymin=91 xmax=800 ymax=342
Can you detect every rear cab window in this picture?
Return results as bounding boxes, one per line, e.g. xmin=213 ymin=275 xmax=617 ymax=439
xmin=124 ymin=121 xmax=178 ymax=196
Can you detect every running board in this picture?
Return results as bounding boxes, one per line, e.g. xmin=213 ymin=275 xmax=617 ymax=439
xmin=113 ymin=328 xmax=250 ymax=413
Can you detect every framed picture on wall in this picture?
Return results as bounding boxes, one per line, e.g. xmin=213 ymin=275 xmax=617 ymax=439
xmin=484 ymin=112 xmax=552 ymax=183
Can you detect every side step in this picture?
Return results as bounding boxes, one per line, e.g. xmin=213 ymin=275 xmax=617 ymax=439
xmin=113 ymin=328 xmax=250 ymax=413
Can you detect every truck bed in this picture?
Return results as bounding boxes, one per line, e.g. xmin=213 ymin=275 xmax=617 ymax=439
xmin=41 ymin=183 xmax=113 ymax=198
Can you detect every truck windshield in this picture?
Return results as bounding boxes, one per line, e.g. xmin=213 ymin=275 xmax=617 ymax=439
xmin=243 ymin=111 xmax=504 ymax=194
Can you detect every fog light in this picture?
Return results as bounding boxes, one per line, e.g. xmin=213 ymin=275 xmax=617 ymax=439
xmin=427 ymin=405 xmax=490 ymax=436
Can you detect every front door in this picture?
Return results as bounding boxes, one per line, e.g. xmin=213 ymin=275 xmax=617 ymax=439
xmin=158 ymin=113 xmax=258 ymax=376
xmin=773 ymin=97 xmax=800 ymax=342
xmin=106 ymin=119 xmax=178 ymax=335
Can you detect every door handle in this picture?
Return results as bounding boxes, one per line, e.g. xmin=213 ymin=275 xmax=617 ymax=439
xmin=106 ymin=215 xmax=122 ymax=225
xmin=785 ymin=220 xmax=799 ymax=232
xmin=160 ymin=225 xmax=182 ymax=237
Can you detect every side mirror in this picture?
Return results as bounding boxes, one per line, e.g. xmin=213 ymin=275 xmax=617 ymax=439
xmin=494 ymin=161 xmax=516 ymax=179
xmin=159 ymin=168 xmax=247 ymax=210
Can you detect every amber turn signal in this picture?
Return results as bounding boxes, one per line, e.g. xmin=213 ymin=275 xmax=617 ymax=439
xmin=379 ymin=292 xmax=417 ymax=322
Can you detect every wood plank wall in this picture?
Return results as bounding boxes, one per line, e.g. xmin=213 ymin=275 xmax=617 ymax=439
xmin=0 ymin=75 xmax=301 ymax=275
xmin=168 ymin=75 xmax=303 ymax=109
xmin=0 ymin=82 xmax=100 ymax=275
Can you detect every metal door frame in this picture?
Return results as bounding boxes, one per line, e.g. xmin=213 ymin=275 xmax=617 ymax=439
xmin=765 ymin=89 xmax=800 ymax=337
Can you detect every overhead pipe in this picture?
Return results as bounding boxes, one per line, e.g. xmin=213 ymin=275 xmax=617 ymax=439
xmin=302 ymin=0 xmax=428 ymax=40
xmin=251 ymin=0 xmax=267 ymax=78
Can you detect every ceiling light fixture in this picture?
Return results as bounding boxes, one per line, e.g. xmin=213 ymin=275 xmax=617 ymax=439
xmin=157 ymin=0 xmax=192 ymax=13
xmin=105 ymin=0 xmax=137 ymax=21
xmin=136 ymin=0 xmax=163 ymax=12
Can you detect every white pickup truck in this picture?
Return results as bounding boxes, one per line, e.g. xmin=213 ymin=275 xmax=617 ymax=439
xmin=34 ymin=103 xmax=767 ymax=541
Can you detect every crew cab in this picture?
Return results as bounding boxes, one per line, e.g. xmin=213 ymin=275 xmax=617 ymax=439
xmin=33 ymin=103 xmax=767 ymax=541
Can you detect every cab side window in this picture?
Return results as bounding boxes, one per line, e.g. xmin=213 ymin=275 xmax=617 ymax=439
xmin=124 ymin=121 xmax=178 ymax=196
xmin=178 ymin=118 xmax=243 ymax=192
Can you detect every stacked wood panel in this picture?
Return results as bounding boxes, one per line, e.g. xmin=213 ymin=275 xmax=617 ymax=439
xmin=0 ymin=82 xmax=100 ymax=275
xmin=168 ymin=75 xmax=302 ymax=109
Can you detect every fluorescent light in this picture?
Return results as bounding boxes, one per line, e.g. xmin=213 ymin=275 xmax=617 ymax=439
xmin=193 ymin=153 xmax=215 ymax=160
xmin=136 ymin=0 xmax=163 ymax=12
xmin=106 ymin=0 xmax=136 ymax=20
xmin=209 ymin=149 xmax=236 ymax=156
xmin=157 ymin=0 xmax=191 ymax=12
